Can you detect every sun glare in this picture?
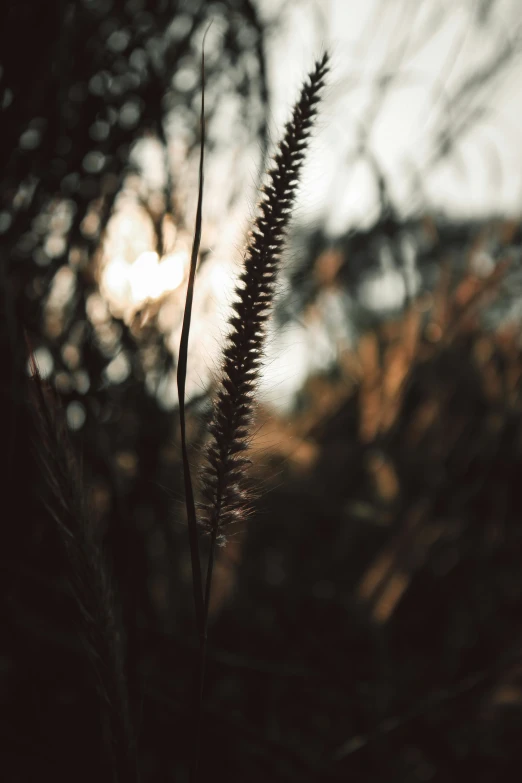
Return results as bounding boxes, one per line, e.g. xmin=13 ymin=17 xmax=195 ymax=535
xmin=102 ymin=248 xmax=188 ymax=312
xmin=99 ymin=197 xmax=190 ymax=321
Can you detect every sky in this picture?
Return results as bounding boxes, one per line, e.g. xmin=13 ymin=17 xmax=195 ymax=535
xmin=262 ymin=0 xmax=522 ymax=231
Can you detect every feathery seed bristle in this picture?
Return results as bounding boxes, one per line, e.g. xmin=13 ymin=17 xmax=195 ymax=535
xmin=200 ymin=53 xmax=329 ymax=536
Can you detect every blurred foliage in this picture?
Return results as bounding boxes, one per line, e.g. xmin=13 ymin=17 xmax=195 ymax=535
xmin=1 ymin=0 xmax=269 ymax=410
xmin=206 ymin=254 xmax=522 ymax=781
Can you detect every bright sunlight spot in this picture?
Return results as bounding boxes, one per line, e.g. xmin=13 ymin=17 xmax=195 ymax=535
xmin=102 ymin=248 xmax=188 ymax=312
xmin=99 ymin=192 xmax=190 ymax=322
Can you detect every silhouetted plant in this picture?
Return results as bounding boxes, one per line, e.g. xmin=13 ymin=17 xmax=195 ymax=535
xmin=177 ymin=51 xmax=329 ymax=782
xmin=27 ymin=346 xmax=137 ymax=781
xmin=200 ymin=53 xmax=329 ymax=543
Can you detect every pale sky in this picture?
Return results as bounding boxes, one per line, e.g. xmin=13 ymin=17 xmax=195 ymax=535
xmin=253 ymin=0 xmax=522 ymax=407
xmin=261 ymin=0 xmax=522 ymax=232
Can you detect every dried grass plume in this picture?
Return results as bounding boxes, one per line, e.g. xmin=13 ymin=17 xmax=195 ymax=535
xmin=200 ymin=52 xmax=329 ymax=540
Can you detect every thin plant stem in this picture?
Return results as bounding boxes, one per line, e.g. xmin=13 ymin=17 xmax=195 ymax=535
xmin=190 ymin=526 xmax=217 ymax=783
xmin=177 ymin=27 xmax=215 ymax=783
xmin=177 ymin=49 xmax=206 ymax=643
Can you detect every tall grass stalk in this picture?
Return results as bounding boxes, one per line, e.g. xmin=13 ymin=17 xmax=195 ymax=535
xmin=26 ymin=345 xmax=137 ymax=781
xmin=179 ymin=51 xmax=329 ymax=781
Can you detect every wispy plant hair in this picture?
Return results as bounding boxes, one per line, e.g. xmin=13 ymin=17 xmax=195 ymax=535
xmin=200 ymin=52 xmax=329 ymax=540
xmin=26 ymin=346 xmax=136 ymax=781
